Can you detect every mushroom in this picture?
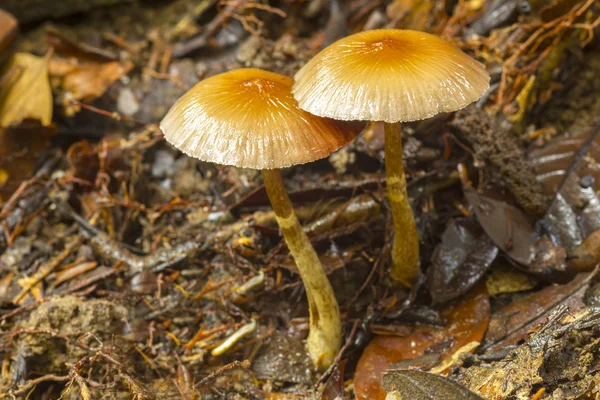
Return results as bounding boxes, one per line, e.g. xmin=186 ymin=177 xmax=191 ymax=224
xmin=292 ymin=29 xmax=489 ymax=286
xmin=160 ymin=68 xmax=363 ymax=369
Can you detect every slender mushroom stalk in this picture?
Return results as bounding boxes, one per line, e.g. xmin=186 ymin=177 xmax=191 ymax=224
xmin=160 ymin=68 xmax=363 ymax=369
xmin=292 ymin=29 xmax=490 ymax=286
xmin=384 ymin=122 xmax=419 ymax=285
xmin=262 ymin=168 xmax=341 ymax=367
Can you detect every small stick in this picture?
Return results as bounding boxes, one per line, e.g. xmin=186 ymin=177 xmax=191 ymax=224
xmin=70 ymin=100 xmax=151 ymax=126
xmin=10 ymin=374 xmax=70 ymax=396
xmin=316 ymin=319 xmax=360 ymax=386
xmin=12 ymin=236 xmax=82 ymax=304
xmin=196 ymin=359 xmax=251 ymax=387
xmin=102 ymin=32 xmax=140 ymax=55
xmin=160 ymin=45 xmax=173 ymax=74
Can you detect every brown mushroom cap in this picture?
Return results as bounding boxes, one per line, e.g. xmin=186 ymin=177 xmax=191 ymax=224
xmin=292 ymin=29 xmax=490 ymax=123
xmin=160 ymin=68 xmax=363 ymax=169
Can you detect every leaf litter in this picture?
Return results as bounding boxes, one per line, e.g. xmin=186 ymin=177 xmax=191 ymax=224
xmin=1 ymin=0 xmax=600 ymax=399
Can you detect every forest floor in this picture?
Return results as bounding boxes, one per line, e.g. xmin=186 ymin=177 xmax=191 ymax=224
xmin=1 ymin=0 xmax=600 ymax=399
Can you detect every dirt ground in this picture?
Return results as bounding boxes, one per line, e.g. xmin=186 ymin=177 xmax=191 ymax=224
xmin=2 ymin=0 xmax=600 ymax=399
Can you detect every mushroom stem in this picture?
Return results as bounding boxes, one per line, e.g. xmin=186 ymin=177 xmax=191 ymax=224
xmin=262 ymin=168 xmax=341 ymax=370
xmin=384 ymin=122 xmax=420 ymax=286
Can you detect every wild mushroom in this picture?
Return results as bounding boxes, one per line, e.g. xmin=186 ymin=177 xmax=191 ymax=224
xmin=160 ymin=68 xmax=363 ymax=369
xmin=292 ymin=29 xmax=489 ymax=286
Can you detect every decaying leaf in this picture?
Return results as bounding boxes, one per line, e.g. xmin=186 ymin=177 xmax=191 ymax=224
xmin=46 ymin=26 xmax=117 ymax=63
xmin=0 ymin=9 xmax=18 ymax=65
xmin=481 ymin=271 xmax=594 ymax=353
xmin=427 ymin=218 xmax=498 ymax=303
xmin=386 ymin=0 xmax=441 ymax=32
xmin=321 ymin=359 xmax=347 ymax=400
xmin=49 ymin=58 xmax=134 ymax=113
xmin=568 ymin=229 xmax=600 ymax=272
xmin=0 ymin=52 xmax=52 ymax=127
xmin=485 ymin=262 xmax=536 ymax=296
xmin=464 ymin=186 xmax=536 ymax=266
xmin=530 ymin=126 xmax=600 ymax=271
xmin=460 ymin=306 xmax=600 ymax=399
xmin=382 ymin=370 xmax=484 ymax=400
xmin=354 ymin=285 xmax=490 ymax=400
xmin=0 ymin=122 xmax=54 ymax=199
xmin=530 ymin=127 xmax=600 ymax=193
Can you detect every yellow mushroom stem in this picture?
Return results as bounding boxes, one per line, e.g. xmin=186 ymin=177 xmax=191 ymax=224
xmin=384 ymin=122 xmax=420 ymax=286
xmin=262 ymin=168 xmax=341 ymax=370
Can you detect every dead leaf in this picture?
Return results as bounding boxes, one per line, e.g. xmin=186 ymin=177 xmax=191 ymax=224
xmin=382 ymin=370 xmax=485 ymax=400
xmin=529 ymin=127 xmax=600 ymax=194
xmin=49 ymin=58 xmax=133 ymax=108
xmin=46 ymin=26 xmax=117 ymax=63
xmin=0 ymin=122 xmax=54 ymax=199
xmin=481 ymin=271 xmax=594 ymax=353
xmin=387 ymin=0 xmax=442 ymax=32
xmin=428 ymin=218 xmax=498 ymax=303
xmin=485 ymin=262 xmax=536 ymax=295
xmin=464 ymin=185 xmax=536 ymax=266
xmin=322 ymin=359 xmax=347 ymax=400
xmin=460 ymin=307 xmax=600 ymax=399
xmin=354 ymin=285 xmax=490 ymax=400
xmin=539 ymin=0 xmax=586 ymax=22
xmin=568 ymin=229 xmax=600 ymax=272
xmin=0 ymin=10 xmax=18 ymax=65
xmin=0 ymin=52 xmax=52 ymax=127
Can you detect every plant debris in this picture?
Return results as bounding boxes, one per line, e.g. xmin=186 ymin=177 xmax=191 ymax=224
xmin=1 ymin=0 xmax=600 ymax=398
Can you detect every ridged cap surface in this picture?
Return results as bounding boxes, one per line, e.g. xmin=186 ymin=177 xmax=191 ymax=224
xmin=161 ymin=68 xmax=363 ymax=169
xmin=293 ymin=29 xmax=490 ymax=123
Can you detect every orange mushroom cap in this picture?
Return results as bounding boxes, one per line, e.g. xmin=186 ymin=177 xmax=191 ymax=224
xmin=160 ymin=68 xmax=363 ymax=170
xmin=292 ymin=29 xmax=490 ymax=123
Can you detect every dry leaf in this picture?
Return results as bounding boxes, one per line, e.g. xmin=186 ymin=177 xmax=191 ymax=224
xmin=481 ymin=272 xmax=593 ymax=353
xmin=0 ymin=123 xmax=54 ymax=199
xmin=382 ymin=370 xmax=485 ymax=400
xmin=485 ymin=262 xmax=536 ymax=296
xmin=354 ymin=285 xmax=490 ymax=400
xmin=0 ymin=52 xmax=52 ymax=127
xmin=49 ymin=57 xmax=133 ymax=113
xmin=0 ymin=9 xmax=18 ymax=65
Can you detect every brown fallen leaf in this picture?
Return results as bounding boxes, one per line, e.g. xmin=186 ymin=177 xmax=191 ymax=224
xmin=321 ymin=359 xmax=347 ymax=400
xmin=460 ymin=307 xmax=600 ymax=399
xmin=0 ymin=122 xmax=54 ymax=199
xmin=354 ymin=285 xmax=490 ymax=400
xmin=386 ymin=0 xmax=441 ymax=32
xmin=0 ymin=9 xmax=18 ymax=66
xmin=464 ymin=185 xmax=536 ymax=266
xmin=383 ymin=369 xmax=485 ymax=400
xmin=0 ymin=52 xmax=53 ymax=127
xmin=568 ymin=229 xmax=600 ymax=272
xmin=49 ymin=57 xmax=133 ymax=114
xmin=46 ymin=26 xmax=117 ymax=63
xmin=481 ymin=271 xmax=594 ymax=353
xmin=427 ymin=218 xmax=498 ymax=304
xmin=485 ymin=262 xmax=536 ymax=296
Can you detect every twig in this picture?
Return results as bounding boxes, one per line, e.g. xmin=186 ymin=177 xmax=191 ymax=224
xmin=102 ymin=32 xmax=140 ymax=55
xmin=196 ymin=360 xmax=251 ymax=387
xmin=69 ymin=100 xmax=152 ymax=126
xmin=316 ymin=319 xmax=360 ymax=386
xmin=0 ymin=299 xmax=44 ymax=322
xmin=12 ymin=236 xmax=82 ymax=304
xmin=9 ymin=374 xmax=70 ymax=396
